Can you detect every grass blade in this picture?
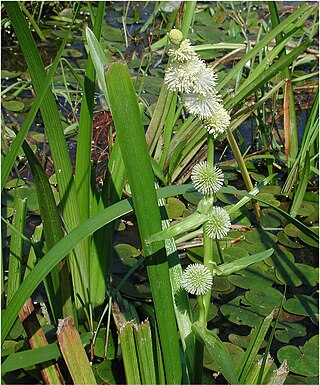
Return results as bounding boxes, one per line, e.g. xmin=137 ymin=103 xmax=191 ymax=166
xmin=6 ymin=196 xmax=27 ymax=304
xmin=105 ymin=62 xmax=182 ymax=384
xmin=1 ymin=184 xmax=192 ymax=343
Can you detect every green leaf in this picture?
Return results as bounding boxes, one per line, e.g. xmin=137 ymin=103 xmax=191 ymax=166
xmin=277 ymin=335 xmax=319 ymax=377
xmin=192 ymin=321 xmax=239 ymax=385
xmin=218 ymin=248 xmax=274 ymax=276
xmin=2 ymin=100 xmax=24 ymax=112
xmin=283 ymin=295 xmax=319 ymax=325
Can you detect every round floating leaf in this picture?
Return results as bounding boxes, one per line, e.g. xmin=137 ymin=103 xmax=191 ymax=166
xmin=114 ymin=243 xmax=140 ymax=259
xmin=250 ymin=172 xmax=266 ymax=182
xmin=245 ymin=229 xmax=277 ymax=244
xmin=223 ymin=246 xmax=249 ymax=262
xmin=5 ymin=178 xmax=25 ymax=189
xmin=275 ymin=321 xmax=307 ymax=343
xmin=212 ymin=276 xmax=234 ymax=293
xmin=245 ymin=287 xmax=284 ymax=315
xmin=245 ymin=242 xmax=269 ymax=254
xmin=228 ymin=206 xmax=251 ymax=226
xmin=186 ymin=246 xmax=203 ymax=264
xmin=229 ymin=329 xmax=267 ymax=349
xmin=257 ymin=193 xmax=280 ymax=207
xmin=165 ymin=197 xmax=186 ymax=219
xmin=203 ymin=342 xmax=244 ymax=372
xmin=183 ymin=190 xmax=203 ymax=206
xmin=1 ymin=339 xmax=25 ymax=356
xmin=283 ymin=294 xmax=319 ymax=324
xmin=298 ymin=227 xmax=319 ymax=248
xmin=5 ymin=187 xmax=39 ymax=212
xmin=276 ymin=262 xmax=318 ymax=287
xmin=261 ymin=185 xmax=282 ymax=195
xmin=93 ymin=329 xmax=115 ymax=359
xmin=227 ymin=262 xmax=276 ymax=290
xmin=221 ymin=296 xmax=265 ymax=327
xmin=277 ymin=231 xmax=303 ymax=249
xmin=277 ymin=335 xmax=319 ymax=377
xmin=62 ymin=48 xmax=83 ymax=57
xmin=285 ymin=375 xmax=318 ymax=384
xmin=2 ymin=100 xmax=25 ymax=112
xmin=217 ymin=186 xmax=239 ymax=205
xmin=95 ymin=359 xmax=123 ymax=384
xmin=1 ymin=70 xmax=22 ymax=78
xmin=296 ymin=201 xmax=315 ymax=217
xmin=284 ymin=223 xmax=300 ymax=238
xmin=260 ymin=208 xmax=283 ymax=228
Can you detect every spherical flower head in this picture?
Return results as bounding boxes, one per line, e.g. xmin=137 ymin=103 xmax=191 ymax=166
xmin=203 ymin=104 xmax=231 ymax=137
xmin=182 ymin=91 xmax=221 ymax=119
xmin=168 ymin=39 xmax=197 ymax=63
xmin=192 ymin=66 xmax=218 ymax=96
xmin=165 ymin=59 xmax=204 ymax=93
xmin=168 ymin=29 xmax=183 ymax=46
xmin=205 ymin=207 xmax=231 ymax=240
xmin=191 ymin=161 xmax=224 ymax=195
xmin=182 ymin=263 xmax=213 ymax=295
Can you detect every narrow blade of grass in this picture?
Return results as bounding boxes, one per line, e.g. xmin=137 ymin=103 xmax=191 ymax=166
xmin=6 ymin=196 xmax=27 ymax=304
xmin=105 ymin=62 xmax=182 ymax=384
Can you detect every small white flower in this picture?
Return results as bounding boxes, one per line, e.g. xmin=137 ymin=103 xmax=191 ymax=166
xmin=165 ymin=59 xmax=203 ymax=93
xmin=191 ymin=161 xmax=224 ymax=195
xmin=168 ymin=39 xmax=197 ymax=63
xmin=205 ymin=207 xmax=231 ymax=239
xmin=192 ymin=66 xmax=218 ymax=96
xmin=202 ymin=104 xmax=231 ymax=137
xmin=182 ymin=91 xmax=221 ymax=119
xmin=182 ymin=263 xmax=213 ymax=295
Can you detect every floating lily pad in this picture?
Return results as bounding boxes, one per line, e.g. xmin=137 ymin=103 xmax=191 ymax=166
xmin=114 ymin=243 xmax=140 ymax=259
xmin=95 ymin=359 xmax=123 ymax=384
xmin=4 ymin=187 xmax=39 ymax=213
xmin=296 ymin=201 xmax=315 ymax=217
xmin=261 ymin=185 xmax=282 ymax=195
xmin=227 ymin=262 xmax=277 ymax=290
xmin=245 ymin=288 xmax=283 ymax=315
xmin=212 ymin=276 xmax=234 ymax=293
xmin=1 ymin=339 xmax=25 ymax=356
xmin=298 ymin=227 xmax=319 ymax=248
xmin=229 ymin=328 xmax=266 ymax=349
xmin=284 ymin=223 xmax=300 ymax=238
xmin=221 ymin=296 xmax=265 ymax=327
xmin=186 ymin=246 xmax=203 ymax=263
xmin=183 ymin=190 xmax=203 ymax=206
xmin=276 ymin=260 xmax=318 ymax=287
xmin=228 ymin=206 xmax=251 ymax=226
xmin=277 ymin=335 xmax=319 ymax=377
xmin=3 ymin=100 xmax=25 ymax=112
xmin=257 ymin=192 xmax=280 ymax=207
xmin=223 ymin=247 xmax=249 ymax=262
xmin=277 ymin=231 xmax=303 ymax=249
xmin=217 ymin=186 xmax=239 ymax=205
xmin=245 ymin=229 xmax=277 ymax=244
xmin=1 ymin=70 xmax=22 ymax=79
xmin=275 ymin=321 xmax=307 ymax=343
xmin=250 ymin=172 xmax=267 ymax=182
xmin=283 ymin=295 xmax=319 ymax=324
xmin=244 ymin=241 xmax=269 ymax=254
xmin=260 ymin=208 xmax=283 ymax=228
xmin=165 ymin=197 xmax=186 ymax=219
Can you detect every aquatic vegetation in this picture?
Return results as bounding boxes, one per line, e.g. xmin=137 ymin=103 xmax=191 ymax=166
xmin=1 ymin=2 xmax=319 ymax=385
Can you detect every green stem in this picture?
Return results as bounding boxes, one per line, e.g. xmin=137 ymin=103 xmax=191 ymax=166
xmin=216 ymin=239 xmax=224 ymax=264
xmin=227 ymin=128 xmax=261 ymax=221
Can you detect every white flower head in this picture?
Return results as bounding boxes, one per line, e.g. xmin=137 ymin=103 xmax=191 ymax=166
xmin=182 ymin=91 xmax=221 ymax=119
xmin=202 ymin=104 xmax=231 ymax=137
xmin=191 ymin=161 xmax=224 ymax=195
xmin=182 ymin=263 xmax=213 ymax=295
xmin=205 ymin=207 xmax=231 ymax=239
xmin=192 ymin=66 xmax=218 ymax=96
xmin=165 ymin=59 xmax=204 ymax=93
xmin=168 ymin=39 xmax=197 ymax=63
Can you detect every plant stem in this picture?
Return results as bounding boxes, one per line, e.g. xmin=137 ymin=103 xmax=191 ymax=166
xmin=227 ymin=128 xmax=261 ymax=221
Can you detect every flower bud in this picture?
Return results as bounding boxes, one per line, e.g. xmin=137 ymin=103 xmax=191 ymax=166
xmin=168 ymin=29 xmax=183 ymax=45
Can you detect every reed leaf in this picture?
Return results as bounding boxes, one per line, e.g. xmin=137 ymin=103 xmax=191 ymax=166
xmin=105 ymin=62 xmax=182 ymax=384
